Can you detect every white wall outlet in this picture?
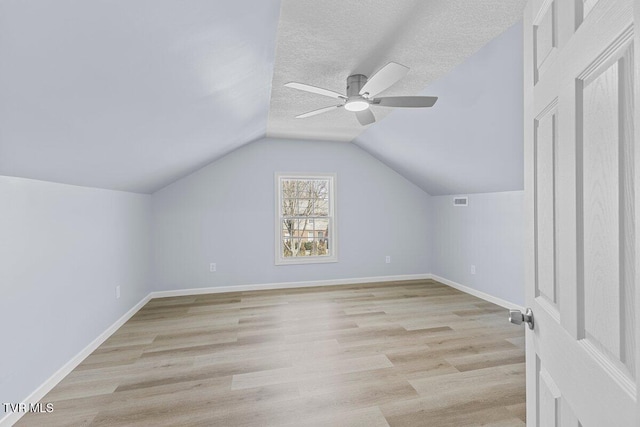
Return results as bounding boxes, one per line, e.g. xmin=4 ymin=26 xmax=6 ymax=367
xmin=385 ymin=256 xmax=391 ymax=264
xmin=471 ymin=265 xmax=476 ymax=275
xmin=116 ymin=285 xmax=121 ymax=299
xmin=210 ymin=263 xmax=216 ymax=272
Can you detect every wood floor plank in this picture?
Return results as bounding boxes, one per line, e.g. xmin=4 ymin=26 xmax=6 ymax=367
xmin=282 ymin=406 xmax=390 ymax=427
xmin=17 ymin=279 xmax=525 ymax=426
xmin=445 ymin=347 xmax=525 ymax=372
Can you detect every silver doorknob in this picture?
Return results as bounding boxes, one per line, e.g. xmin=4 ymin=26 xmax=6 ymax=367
xmin=509 ymin=308 xmax=534 ymax=330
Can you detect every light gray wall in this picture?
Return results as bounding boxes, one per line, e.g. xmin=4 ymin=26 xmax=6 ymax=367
xmin=0 ymin=176 xmax=152 ymax=413
xmin=430 ymin=191 xmax=524 ymax=306
xmin=152 ymin=137 xmax=432 ymax=290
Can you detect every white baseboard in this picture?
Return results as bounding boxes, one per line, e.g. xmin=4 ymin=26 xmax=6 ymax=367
xmin=430 ymin=274 xmax=525 ymax=311
xmin=0 ymin=294 xmax=152 ymax=427
xmin=150 ymin=273 xmax=432 ymax=298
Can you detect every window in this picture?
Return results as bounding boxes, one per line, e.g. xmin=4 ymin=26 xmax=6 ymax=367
xmin=275 ymin=173 xmax=337 ymax=265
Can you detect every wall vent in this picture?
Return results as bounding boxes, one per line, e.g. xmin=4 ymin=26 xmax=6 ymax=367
xmin=453 ymin=196 xmax=468 ymax=207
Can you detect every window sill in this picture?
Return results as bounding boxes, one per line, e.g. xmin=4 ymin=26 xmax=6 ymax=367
xmin=275 ymin=256 xmax=338 ymax=266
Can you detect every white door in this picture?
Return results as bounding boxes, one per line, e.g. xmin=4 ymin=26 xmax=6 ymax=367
xmin=523 ymin=0 xmax=639 ymax=425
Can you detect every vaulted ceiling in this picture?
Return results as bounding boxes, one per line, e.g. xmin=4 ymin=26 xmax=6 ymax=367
xmin=0 ymin=0 xmax=525 ymax=194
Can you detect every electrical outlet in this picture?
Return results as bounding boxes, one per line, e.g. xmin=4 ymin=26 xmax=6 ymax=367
xmin=385 ymin=256 xmax=391 ymax=264
xmin=471 ymin=265 xmax=476 ymax=275
xmin=210 ymin=263 xmax=216 ymax=272
xmin=116 ymin=285 xmax=121 ymax=299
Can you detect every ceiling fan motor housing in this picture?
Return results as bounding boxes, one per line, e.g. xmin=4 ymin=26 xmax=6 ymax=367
xmin=346 ymin=74 xmax=368 ymax=97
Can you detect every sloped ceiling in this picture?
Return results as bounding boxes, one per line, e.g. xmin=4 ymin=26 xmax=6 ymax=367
xmin=0 ymin=0 xmax=281 ymax=193
xmin=0 ymin=0 xmax=525 ymax=194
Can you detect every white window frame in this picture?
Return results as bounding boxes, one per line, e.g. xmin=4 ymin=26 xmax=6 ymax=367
xmin=275 ymin=172 xmax=338 ymax=265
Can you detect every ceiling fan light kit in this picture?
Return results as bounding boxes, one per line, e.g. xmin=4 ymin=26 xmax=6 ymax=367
xmin=285 ymin=62 xmax=438 ymax=125
xmin=344 ymin=99 xmax=369 ymax=112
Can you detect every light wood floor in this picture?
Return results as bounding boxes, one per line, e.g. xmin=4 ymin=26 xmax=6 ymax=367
xmin=18 ymin=280 xmax=526 ymax=426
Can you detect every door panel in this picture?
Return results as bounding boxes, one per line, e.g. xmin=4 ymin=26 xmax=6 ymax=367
xmin=534 ymin=102 xmax=559 ymax=313
xmin=537 ymin=357 xmax=561 ymax=426
xmin=578 ymin=45 xmax=636 ymax=378
xmin=534 ymin=0 xmax=558 ymax=83
xmin=524 ymin=0 xmax=638 ymax=425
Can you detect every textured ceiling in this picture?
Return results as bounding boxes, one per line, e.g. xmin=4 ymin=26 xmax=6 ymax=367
xmin=0 ymin=0 xmax=280 ymax=193
xmin=267 ymin=0 xmax=526 ymax=142
xmin=0 ymin=0 xmax=526 ymax=195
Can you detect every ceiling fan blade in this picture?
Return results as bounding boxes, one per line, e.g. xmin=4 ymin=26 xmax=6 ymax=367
xmin=359 ymin=62 xmax=409 ymax=97
xmin=295 ymin=105 xmax=342 ymax=119
xmin=374 ymin=96 xmax=438 ymax=108
xmin=285 ymin=82 xmax=346 ymax=99
xmin=356 ymin=109 xmax=376 ymax=126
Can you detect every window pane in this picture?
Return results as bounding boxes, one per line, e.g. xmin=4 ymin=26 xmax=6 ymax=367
xmin=297 ymin=180 xmax=312 ymax=197
xmin=318 ymin=238 xmax=330 ymax=256
xmin=314 ymin=198 xmax=329 ymax=216
xmin=282 ymin=180 xmax=297 ymax=198
xmin=282 ymin=237 xmax=293 ymax=257
xmin=314 ymin=218 xmax=329 ymax=235
xmin=282 ymin=198 xmax=296 ymax=216
xmin=282 ymin=219 xmax=295 ymax=237
xmin=283 ymin=238 xmax=306 ymax=257
xmin=309 ymin=239 xmax=318 ymax=256
xmin=297 ymin=198 xmax=312 ymax=215
xmin=297 ymin=218 xmax=311 ymax=237
xmin=294 ymin=239 xmax=307 ymax=256
xmin=300 ymin=239 xmax=311 ymax=256
xmin=312 ymin=180 xmax=329 ymax=198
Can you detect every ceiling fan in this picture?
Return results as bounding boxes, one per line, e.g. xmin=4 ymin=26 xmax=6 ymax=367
xmin=285 ymin=62 xmax=438 ymax=126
